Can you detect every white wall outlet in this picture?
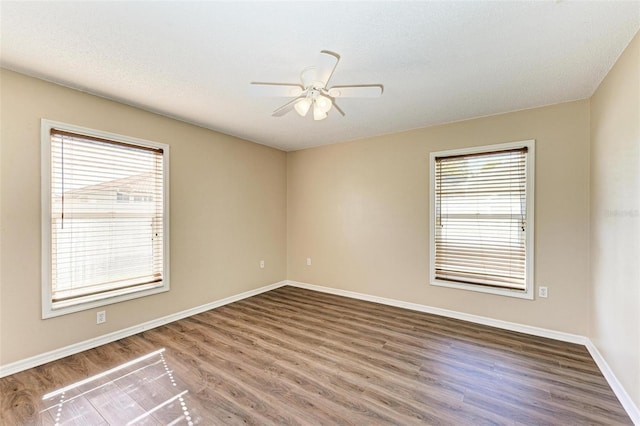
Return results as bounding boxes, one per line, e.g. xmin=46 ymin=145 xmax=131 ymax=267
xmin=260 ymin=260 xmax=265 ymax=269
xmin=306 ymin=257 xmax=312 ymax=266
xmin=96 ymin=310 xmax=106 ymax=324
xmin=538 ymin=287 xmax=548 ymax=298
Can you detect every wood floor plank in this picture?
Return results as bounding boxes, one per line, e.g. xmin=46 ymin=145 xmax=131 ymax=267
xmin=42 ymin=395 xmax=107 ymax=426
xmin=0 ymin=375 xmax=45 ymax=425
xmin=0 ymin=286 xmax=632 ymax=425
xmin=179 ymin=312 xmax=424 ymax=424
xmin=144 ymin=326 xmax=337 ymax=425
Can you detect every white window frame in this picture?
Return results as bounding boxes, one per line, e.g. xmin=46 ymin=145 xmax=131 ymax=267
xmin=41 ymin=119 xmax=170 ymax=318
xmin=429 ymin=140 xmax=535 ymax=299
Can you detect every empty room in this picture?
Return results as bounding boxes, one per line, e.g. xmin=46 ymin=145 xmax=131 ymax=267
xmin=1 ymin=1 xmax=639 ymax=424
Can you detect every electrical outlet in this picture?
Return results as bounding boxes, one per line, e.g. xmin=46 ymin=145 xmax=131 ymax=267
xmin=306 ymin=257 xmax=312 ymax=266
xmin=538 ymin=287 xmax=548 ymax=298
xmin=96 ymin=310 xmax=106 ymax=324
xmin=260 ymin=260 xmax=265 ymax=269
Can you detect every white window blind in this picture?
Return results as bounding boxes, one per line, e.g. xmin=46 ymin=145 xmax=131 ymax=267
xmin=49 ymin=128 xmax=165 ymax=309
xmin=434 ymin=147 xmax=528 ymax=291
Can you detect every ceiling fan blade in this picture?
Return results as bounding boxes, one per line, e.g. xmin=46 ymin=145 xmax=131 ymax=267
xmin=271 ymin=96 xmax=304 ymax=117
xmin=316 ymin=50 xmax=340 ymax=87
xmin=249 ymin=83 xmax=303 ymax=97
xmin=328 ymin=85 xmax=383 ymax=98
xmin=332 ymin=102 xmax=346 ymax=117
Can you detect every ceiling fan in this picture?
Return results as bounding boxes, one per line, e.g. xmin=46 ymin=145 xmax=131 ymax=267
xmin=249 ymin=50 xmax=383 ymax=121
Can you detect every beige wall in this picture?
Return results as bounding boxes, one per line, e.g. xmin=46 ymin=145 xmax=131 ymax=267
xmin=287 ymin=100 xmax=591 ymax=335
xmin=2 ymin=31 xmax=637 ymax=410
xmin=590 ymin=32 xmax=640 ymax=408
xmin=0 ymin=69 xmax=287 ymax=365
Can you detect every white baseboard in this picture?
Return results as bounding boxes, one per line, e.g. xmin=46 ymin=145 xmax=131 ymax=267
xmin=286 ymin=280 xmax=586 ymax=344
xmin=3 ymin=279 xmax=638 ymax=424
xmin=0 ymin=280 xmax=287 ymax=378
xmin=585 ymin=339 xmax=640 ymax=425
xmin=286 ymin=280 xmax=639 ymax=424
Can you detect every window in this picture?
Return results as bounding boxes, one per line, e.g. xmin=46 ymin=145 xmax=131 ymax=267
xmin=429 ymin=140 xmax=534 ymax=299
xmin=41 ymin=120 xmax=170 ymax=318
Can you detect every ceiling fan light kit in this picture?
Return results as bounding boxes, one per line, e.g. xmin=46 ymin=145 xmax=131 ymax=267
xmin=249 ymin=50 xmax=383 ymax=121
xmin=294 ymin=97 xmax=312 ymax=117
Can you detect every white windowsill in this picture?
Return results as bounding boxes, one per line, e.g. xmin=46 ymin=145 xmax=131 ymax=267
xmin=43 ymin=284 xmax=170 ymax=318
xmin=430 ymin=278 xmax=534 ymax=299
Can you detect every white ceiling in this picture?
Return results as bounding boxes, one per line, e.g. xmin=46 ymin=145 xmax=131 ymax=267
xmin=1 ymin=1 xmax=639 ymax=151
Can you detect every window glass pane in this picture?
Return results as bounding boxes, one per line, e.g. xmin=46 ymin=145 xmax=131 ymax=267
xmin=49 ymin=130 xmax=164 ymax=306
xmin=434 ymin=148 xmax=527 ymax=290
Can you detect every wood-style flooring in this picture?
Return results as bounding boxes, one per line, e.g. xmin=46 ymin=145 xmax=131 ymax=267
xmin=0 ymin=286 xmax=632 ymax=425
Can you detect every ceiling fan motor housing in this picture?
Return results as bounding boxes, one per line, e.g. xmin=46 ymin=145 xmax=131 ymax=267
xmin=300 ymin=66 xmax=317 ymax=89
